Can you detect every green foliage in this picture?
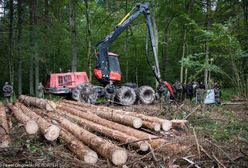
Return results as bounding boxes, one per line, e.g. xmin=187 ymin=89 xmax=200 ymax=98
xmin=0 ymin=0 xmax=247 ymax=97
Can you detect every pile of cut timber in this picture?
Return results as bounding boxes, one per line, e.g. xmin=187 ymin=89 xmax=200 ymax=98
xmin=5 ymin=95 xmax=188 ymax=166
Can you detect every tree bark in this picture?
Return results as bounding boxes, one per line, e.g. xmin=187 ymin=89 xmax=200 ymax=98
xmin=64 ymin=100 xmax=172 ymax=131
xmin=84 ymin=0 xmax=92 ymax=80
xmin=125 ymin=0 xmax=129 ymax=81
xmin=29 ymin=0 xmax=34 ymax=95
xmin=204 ymin=0 xmax=211 ymax=90
xmin=17 ymin=0 xmax=23 ymax=95
xmin=59 ymin=102 xmax=142 ymax=128
xmin=0 ymin=103 xmax=10 ymax=148
xmin=16 ymin=102 xmax=60 ymax=141
xmin=57 ymin=110 xmax=149 ymax=151
xmin=7 ymin=104 xmax=38 ymax=135
xmin=8 ymin=0 xmax=14 ymax=86
xmin=60 ymin=100 xmax=167 ymax=148
xmin=60 ymin=129 xmax=98 ymax=163
xmin=70 ymin=0 xmax=77 ymax=72
xmin=45 ymin=111 xmax=128 ymax=165
xmin=18 ymin=95 xmax=56 ymax=111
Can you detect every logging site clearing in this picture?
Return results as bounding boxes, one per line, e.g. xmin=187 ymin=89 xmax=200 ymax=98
xmin=0 ymin=95 xmax=247 ymax=168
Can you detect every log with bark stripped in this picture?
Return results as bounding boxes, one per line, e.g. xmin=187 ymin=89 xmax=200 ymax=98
xmin=32 ymin=108 xmax=127 ymax=166
xmin=63 ymin=100 xmax=168 ymax=132
xmin=62 ymin=100 xmax=171 ymax=131
xmin=58 ymin=103 xmax=166 ymax=149
xmin=59 ymin=102 xmax=142 ymax=129
xmin=18 ymin=95 xmax=56 ymax=111
xmin=16 ymin=102 xmax=60 ymax=141
xmin=0 ymin=103 xmax=10 ymax=148
xmin=57 ymin=109 xmax=149 ymax=151
xmin=7 ymin=104 xmax=39 ymax=135
xmin=60 ymin=129 xmax=98 ymax=164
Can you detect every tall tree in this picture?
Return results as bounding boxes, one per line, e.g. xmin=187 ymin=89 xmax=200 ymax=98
xmin=125 ymin=0 xmax=129 ymax=81
xmin=29 ymin=0 xmax=34 ymax=95
xmin=17 ymin=0 xmax=23 ymax=95
xmin=70 ymin=0 xmax=77 ymax=72
xmin=34 ymin=0 xmax=39 ymax=97
xmin=204 ymin=0 xmax=211 ymax=89
xmin=8 ymin=0 xmax=14 ymax=86
xmin=84 ymin=0 xmax=92 ymax=81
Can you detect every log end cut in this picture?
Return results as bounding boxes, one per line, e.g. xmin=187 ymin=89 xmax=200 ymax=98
xmin=25 ymin=120 xmax=39 ymax=135
xmin=162 ymin=120 xmax=172 ymax=131
xmin=154 ymin=123 xmax=161 ymax=132
xmin=111 ymin=149 xmax=128 ymax=165
xmin=84 ymin=150 xmax=98 ymax=164
xmin=138 ymin=141 xmax=149 ymax=152
xmin=133 ymin=118 xmax=143 ymax=129
xmin=0 ymin=140 xmax=10 ymax=148
xmin=44 ymin=125 xmax=60 ymax=141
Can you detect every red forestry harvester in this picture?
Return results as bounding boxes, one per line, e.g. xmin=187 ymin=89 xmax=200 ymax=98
xmin=45 ymin=3 xmax=173 ymax=105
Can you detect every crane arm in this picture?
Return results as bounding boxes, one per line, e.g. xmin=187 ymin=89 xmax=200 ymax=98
xmin=96 ymin=3 xmax=161 ymax=83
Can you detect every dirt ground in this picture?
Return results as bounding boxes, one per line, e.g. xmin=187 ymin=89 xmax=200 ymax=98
xmin=0 ymin=101 xmax=248 ymax=168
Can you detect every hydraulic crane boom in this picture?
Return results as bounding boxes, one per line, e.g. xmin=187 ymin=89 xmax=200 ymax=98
xmin=95 ymin=3 xmax=161 ymax=84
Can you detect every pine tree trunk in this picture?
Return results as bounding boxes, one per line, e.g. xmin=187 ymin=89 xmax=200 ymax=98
xmin=16 ymin=102 xmax=60 ymax=141
xmin=29 ymin=0 xmax=34 ymax=95
xmin=0 ymin=103 xmax=10 ymax=148
xmin=7 ymin=104 xmax=38 ymax=135
xmin=125 ymin=0 xmax=129 ymax=81
xmin=84 ymin=0 xmax=92 ymax=81
xmin=59 ymin=101 xmax=156 ymax=139
xmin=17 ymin=0 xmax=23 ymax=95
xmin=204 ymin=0 xmax=211 ymax=90
xmin=18 ymin=95 xmax=56 ymax=111
xmin=46 ymin=111 xmax=128 ymax=165
xmin=59 ymin=103 xmax=142 ymax=128
xmin=60 ymin=129 xmax=98 ymax=163
xmin=60 ymin=100 xmax=167 ymax=148
xmin=70 ymin=0 xmax=77 ymax=72
xmin=180 ymin=28 xmax=187 ymax=84
xmin=8 ymin=0 xmax=14 ymax=86
xmin=58 ymin=110 xmax=149 ymax=151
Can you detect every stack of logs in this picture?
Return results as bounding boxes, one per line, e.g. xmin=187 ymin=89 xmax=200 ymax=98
xmin=0 ymin=95 xmax=188 ymax=166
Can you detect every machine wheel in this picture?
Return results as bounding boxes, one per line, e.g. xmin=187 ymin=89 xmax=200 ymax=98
xmin=79 ymin=83 xmax=99 ymax=104
xmin=116 ymin=86 xmax=136 ymax=106
xmin=137 ymin=86 xmax=155 ymax=104
xmin=72 ymin=84 xmax=84 ymax=101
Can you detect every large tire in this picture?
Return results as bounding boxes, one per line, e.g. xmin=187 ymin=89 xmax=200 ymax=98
xmin=116 ymin=86 xmax=136 ymax=106
xmin=79 ymin=84 xmax=99 ymax=104
xmin=72 ymin=84 xmax=84 ymax=101
xmin=137 ymin=86 xmax=155 ymax=104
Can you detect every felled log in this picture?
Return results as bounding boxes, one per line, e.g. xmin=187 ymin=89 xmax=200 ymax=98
xmin=62 ymin=100 xmax=171 ymax=131
xmin=171 ymin=119 xmax=189 ymax=131
xmin=58 ymin=103 xmax=165 ymax=148
xmin=18 ymin=95 xmax=56 ymax=111
xmin=142 ymin=121 xmax=161 ymax=132
xmin=107 ymin=109 xmax=172 ymax=131
xmin=0 ymin=103 xmax=10 ymax=148
xmin=35 ymin=109 xmax=127 ymax=166
xmin=7 ymin=104 xmax=39 ymax=135
xmin=58 ymin=110 xmax=149 ymax=151
xmin=60 ymin=129 xmax=98 ymax=164
xmin=59 ymin=102 xmax=142 ymax=129
xmin=16 ymin=102 xmax=60 ymax=141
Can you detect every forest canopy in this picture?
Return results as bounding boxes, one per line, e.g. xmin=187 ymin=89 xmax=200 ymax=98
xmin=0 ymin=0 xmax=247 ymax=98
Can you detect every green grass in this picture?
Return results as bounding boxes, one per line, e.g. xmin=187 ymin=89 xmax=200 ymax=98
xmin=221 ymin=87 xmax=236 ymax=101
xmin=190 ymin=109 xmax=248 ymax=141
